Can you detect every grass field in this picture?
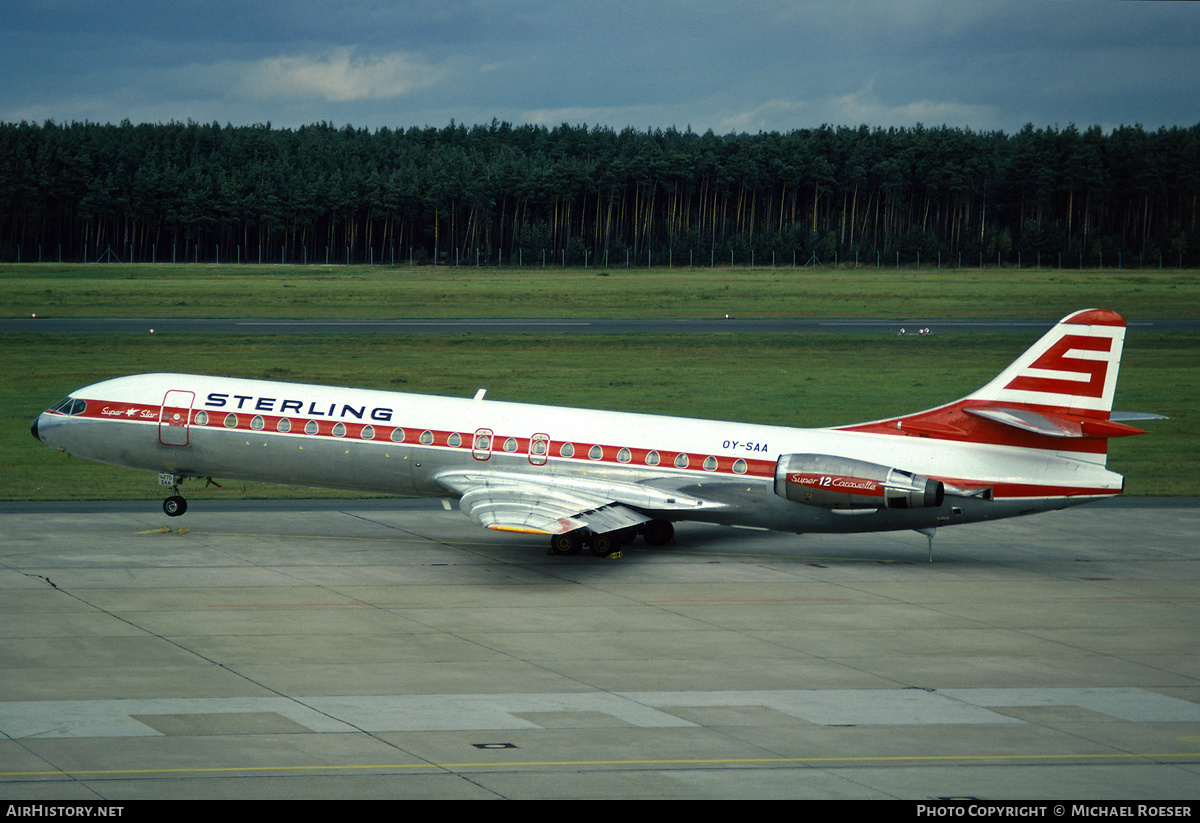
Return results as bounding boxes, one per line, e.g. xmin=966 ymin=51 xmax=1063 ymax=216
xmin=2 ymin=263 xmax=1196 ymax=501
xmin=3 ymin=262 xmax=1199 ymax=320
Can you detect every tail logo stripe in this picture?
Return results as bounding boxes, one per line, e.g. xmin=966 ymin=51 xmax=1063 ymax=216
xmin=1004 ymin=335 xmax=1112 ymax=398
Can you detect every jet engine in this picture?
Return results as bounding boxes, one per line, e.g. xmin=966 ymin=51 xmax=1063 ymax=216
xmin=774 ymin=454 xmax=945 ymax=510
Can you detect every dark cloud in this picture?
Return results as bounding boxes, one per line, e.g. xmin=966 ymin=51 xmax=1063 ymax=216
xmin=2 ymin=0 xmax=1197 ymax=132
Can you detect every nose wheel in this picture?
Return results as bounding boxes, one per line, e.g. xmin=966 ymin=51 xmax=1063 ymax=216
xmin=163 ymin=495 xmax=188 ymax=517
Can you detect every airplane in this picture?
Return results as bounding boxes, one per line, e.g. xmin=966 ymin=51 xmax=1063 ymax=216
xmin=30 ymin=309 xmax=1160 ymax=559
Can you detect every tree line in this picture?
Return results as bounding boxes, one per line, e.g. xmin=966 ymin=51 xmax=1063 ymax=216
xmin=1 ymin=118 xmax=1198 ymax=267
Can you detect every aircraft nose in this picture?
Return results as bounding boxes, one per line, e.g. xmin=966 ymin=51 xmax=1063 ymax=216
xmin=30 ymin=414 xmax=41 ymax=442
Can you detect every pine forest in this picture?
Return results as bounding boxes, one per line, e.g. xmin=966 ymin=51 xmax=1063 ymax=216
xmin=2 ymin=119 xmax=1198 ymax=268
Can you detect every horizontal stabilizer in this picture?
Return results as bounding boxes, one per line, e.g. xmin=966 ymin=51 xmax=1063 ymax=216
xmin=965 ymin=406 xmax=1148 ymax=439
xmin=1110 ymin=411 xmax=1168 ymax=422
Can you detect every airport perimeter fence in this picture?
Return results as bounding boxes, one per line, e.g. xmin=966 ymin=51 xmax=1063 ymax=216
xmin=10 ymin=242 xmax=1199 ymax=271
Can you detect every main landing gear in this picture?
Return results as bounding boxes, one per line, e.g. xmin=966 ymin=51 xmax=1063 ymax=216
xmin=548 ymin=519 xmax=675 ymax=558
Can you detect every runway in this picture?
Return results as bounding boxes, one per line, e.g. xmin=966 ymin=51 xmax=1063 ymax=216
xmin=1 ymin=497 xmax=1197 ymax=799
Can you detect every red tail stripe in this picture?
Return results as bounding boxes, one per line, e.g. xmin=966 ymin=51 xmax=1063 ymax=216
xmin=1004 ymin=335 xmax=1112 ymax=398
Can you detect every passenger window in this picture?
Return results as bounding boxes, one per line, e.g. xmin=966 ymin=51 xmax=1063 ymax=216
xmin=305 ymin=420 xmax=319 ymax=435
xmin=618 ymin=448 xmax=631 ymax=463
xmin=251 ymin=416 xmax=265 ymax=431
xmin=560 ymin=442 xmax=575 ymax=458
xmin=276 ymin=418 xmax=290 ymax=432
xmin=420 ymin=430 xmax=434 ymax=444
xmin=361 ymin=425 xmax=374 ymax=440
xmin=224 ymin=414 xmax=238 ymax=428
xmin=391 ymin=428 xmax=405 ymax=442
xmin=332 ymin=422 xmax=346 ymax=437
xmin=589 ymin=445 xmax=603 ymax=460
xmin=646 ymin=450 xmax=660 ymax=465
xmin=448 ymin=432 xmax=462 ymax=447
xmin=703 ymin=456 xmax=718 ymax=471
xmin=195 ymin=411 xmax=209 ymax=426
xmin=733 ymin=458 xmax=747 ymax=474
xmin=674 ymin=453 xmax=689 ymax=468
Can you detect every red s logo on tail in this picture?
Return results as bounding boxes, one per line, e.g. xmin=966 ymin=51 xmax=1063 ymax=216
xmin=1004 ymin=335 xmax=1111 ymax=399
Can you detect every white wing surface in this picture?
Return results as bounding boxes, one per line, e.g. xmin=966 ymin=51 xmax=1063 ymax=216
xmin=434 ymin=469 xmax=720 ymax=535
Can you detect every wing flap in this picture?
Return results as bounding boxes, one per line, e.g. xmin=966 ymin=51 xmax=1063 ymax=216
xmin=435 ymin=469 xmax=701 ymax=536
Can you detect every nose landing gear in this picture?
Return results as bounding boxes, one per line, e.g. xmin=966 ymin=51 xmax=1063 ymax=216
xmin=163 ymin=495 xmax=187 ymax=517
xmin=158 ymin=475 xmax=219 ymax=517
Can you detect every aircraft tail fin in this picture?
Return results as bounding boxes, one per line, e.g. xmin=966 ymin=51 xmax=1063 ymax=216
xmin=838 ymin=309 xmax=1149 ymax=461
xmin=965 ymin=308 xmax=1127 ymax=415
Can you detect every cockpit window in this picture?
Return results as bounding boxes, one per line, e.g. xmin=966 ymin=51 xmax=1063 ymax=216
xmin=49 ymin=397 xmax=87 ymax=416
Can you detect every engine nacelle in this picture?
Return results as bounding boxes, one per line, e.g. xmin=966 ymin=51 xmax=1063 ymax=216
xmin=774 ymin=453 xmax=945 ymax=510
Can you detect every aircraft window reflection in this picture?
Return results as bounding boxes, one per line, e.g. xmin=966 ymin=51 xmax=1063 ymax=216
xmin=224 ymin=414 xmax=238 ymax=429
xmin=361 ymin=425 xmax=374 ymax=440
xmin=560 ymin=442 xmax=575 ymax=458
xmin=305 ymin=420 xmax=319 ymax=435
xmin=251 ymin=416 xmax=265 ymax=431
xmin=194 ymin=411 xmax=208 ymax=426
xmin=276 ymin=418 xmax=290 ymax=433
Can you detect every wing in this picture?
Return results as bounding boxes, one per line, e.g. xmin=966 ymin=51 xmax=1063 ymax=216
xmin=434 ymin=468 xmax=723 ymax=535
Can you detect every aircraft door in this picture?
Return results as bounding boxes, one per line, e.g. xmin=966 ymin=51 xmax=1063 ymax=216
xmin=159 ymin=390 xmax=195 ymax=446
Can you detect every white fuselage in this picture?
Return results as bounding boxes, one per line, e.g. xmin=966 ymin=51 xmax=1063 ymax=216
xmin=33 ymin=373 xmax=1123 ymax=535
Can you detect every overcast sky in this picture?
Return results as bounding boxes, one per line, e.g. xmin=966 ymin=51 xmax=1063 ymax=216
xmin=3 ymin=0 xmax=1198 ymax=135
